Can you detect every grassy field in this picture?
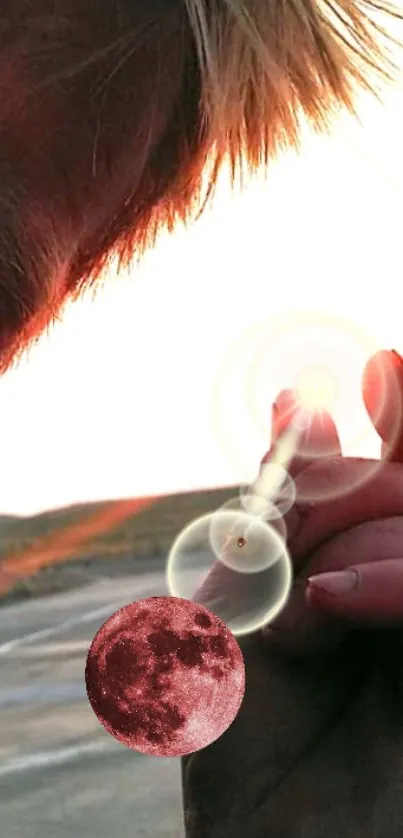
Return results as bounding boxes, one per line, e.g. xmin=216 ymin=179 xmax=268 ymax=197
xmin=0 ymin=485 xmax=238 ymax=604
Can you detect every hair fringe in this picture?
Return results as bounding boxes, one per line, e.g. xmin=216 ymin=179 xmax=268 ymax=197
xmin=183 ymin=0 xmax=403 ymax=176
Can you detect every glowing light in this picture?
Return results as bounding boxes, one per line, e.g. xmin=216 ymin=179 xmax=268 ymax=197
xmin=294 ymin=364 xmax=339 ymax=411
xmin=213 ymin=311 xmax=383 ymax=498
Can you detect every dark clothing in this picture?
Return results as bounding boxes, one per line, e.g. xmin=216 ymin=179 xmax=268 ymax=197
xmin=181 ymin=629 xmax=403 ymax=837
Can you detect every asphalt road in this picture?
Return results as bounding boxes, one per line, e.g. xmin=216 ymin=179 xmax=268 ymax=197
xmin=0 ymin=570 xmax=185 ymax=838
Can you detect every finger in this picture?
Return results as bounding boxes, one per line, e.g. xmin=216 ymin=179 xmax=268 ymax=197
xmin=289 ymin=457 xmax=403 ymax=562
xmin=258 ymin=390 xmax=341 ymax=542
xmin=264 ymin=516 xmax=403 ymax=653
xmin=307 ymin=557 xmax=403 ymax=624
xmin=362 ymin=349 xmax=403 ymax=462
xmin=260 ymin=389 xmax=342 ymax=480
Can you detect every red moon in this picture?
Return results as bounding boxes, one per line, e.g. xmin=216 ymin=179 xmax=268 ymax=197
xmin=85 ymin=596 xmax=245 ymax=757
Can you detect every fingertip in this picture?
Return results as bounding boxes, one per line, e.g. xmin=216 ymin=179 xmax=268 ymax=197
xmin=362 ymin=350 xmax=403 ymax=456
xmin=307 ymin=559 xmax=403 ymax=623
xmin=272 ymin=388 xmax=341 ymax=462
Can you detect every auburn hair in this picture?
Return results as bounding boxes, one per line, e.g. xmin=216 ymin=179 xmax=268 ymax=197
xmin=0 ymin=0 xmax=400 ymax=369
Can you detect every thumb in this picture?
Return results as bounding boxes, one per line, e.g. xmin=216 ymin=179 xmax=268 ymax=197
xmin=307 ymin=557 xmax=403 ymax=624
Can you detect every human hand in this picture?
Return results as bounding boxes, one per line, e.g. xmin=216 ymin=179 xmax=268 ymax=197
xmin=181 ymin=350 xmax=403 ymax=838
xmin=265 ymin=349 xmax=403 ymax=653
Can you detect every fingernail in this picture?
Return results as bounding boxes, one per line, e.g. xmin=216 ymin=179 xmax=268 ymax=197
xmin=308 ymin=569 xmax=358 ymax=596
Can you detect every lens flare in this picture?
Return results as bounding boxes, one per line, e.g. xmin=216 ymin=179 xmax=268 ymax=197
xmin=166 ymin=512 xmax=292 ymax=636
xmin=209 ymin=508 xmax=284 ymax=574
xmin=294 ymin=364 xmax=339 ymax=412
xmin=213 ymin=311 xmax=384 ymax=501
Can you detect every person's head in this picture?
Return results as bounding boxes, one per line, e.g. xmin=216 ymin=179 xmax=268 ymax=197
xmin=0 ymin=0 xmax=400 ymax=370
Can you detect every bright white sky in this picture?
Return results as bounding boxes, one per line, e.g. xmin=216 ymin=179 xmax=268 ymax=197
xmin=1 ymin=67 xmax=403 ymax=516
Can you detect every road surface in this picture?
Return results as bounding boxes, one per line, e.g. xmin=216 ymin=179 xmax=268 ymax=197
xmin=0 ymin=569 xmax=185 ymax=838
